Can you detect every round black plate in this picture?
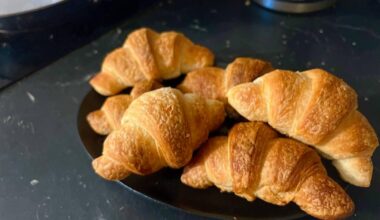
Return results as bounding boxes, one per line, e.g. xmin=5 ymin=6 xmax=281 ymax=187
xmin=78 ymin=84 xmax=348 ymax=220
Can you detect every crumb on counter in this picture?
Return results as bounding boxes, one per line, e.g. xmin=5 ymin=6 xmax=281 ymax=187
xmin=30 ymin=179 xmax=39 ymax=186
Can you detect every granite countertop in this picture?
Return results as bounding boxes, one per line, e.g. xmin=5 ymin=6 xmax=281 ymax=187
xmin=0 ymin=0 xmax=379 ymax=219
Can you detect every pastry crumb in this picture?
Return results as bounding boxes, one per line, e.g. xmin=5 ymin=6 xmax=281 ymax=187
xmin=189 ymin=24 xmax=207 ymax=32
xmin=26 ymin=92 xmax=36 ymax=103
xmin=225 ymin=40 xmax=231 ymax=48
xmin=30 ymin=179 xmax=39 ymax=186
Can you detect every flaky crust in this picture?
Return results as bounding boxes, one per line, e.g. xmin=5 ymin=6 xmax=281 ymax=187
xmin=92 ymin=88 xmax=225 ymax=180
xmin=181 ymin=122 xmax=354 ymax=219
xmin=87 ymin=80 xmax=162 ymax=135
xmin=87 ymin=94 xmax=133 ymax=135
xmin=130 ymin=80 xmax=163 ymax=99
xmin=90 ymin=28 xmax=214 ymax=96
xmin=227 ymin=69 xmax=379 ymax=187
xmin=177 ymin=57 xmax=272 ymax=103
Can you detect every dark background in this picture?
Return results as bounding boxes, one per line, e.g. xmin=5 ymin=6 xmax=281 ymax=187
xmin=0 ymin=0 xmax=379 ymax=219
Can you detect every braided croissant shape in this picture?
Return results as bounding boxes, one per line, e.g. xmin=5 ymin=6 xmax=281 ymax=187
xmin=227 ymin=69 xmax=379 ymax=187
xmin=90 ymin=28 xmax=214 ymax=96
xmin=181 ymin=122 xmax=354 ymax=219
xmin=87 ymin=80 xmax=162 ymax=135
xmin=92 ymin=88 xmax=225 ymax=180
xmin=177 ymin=57 xmax=272 ymax=103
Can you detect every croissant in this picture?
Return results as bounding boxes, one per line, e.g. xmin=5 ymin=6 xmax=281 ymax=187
xmin=130 ymin=79 xmax=162 ymax=99
xmin=92 ymin=88 xmax=226 ymax=180
xmin=90 ymin=28 xmax=214 ymax=96
xmin=227 ymin=69 xmax=379 ymax=187
xmin=177 ymin=57 xmax=272 ymax=103
xmin=181 ymin=122 xmax=354 ymax=219
xmin=87 ymin=80 xmax=163 ymax=135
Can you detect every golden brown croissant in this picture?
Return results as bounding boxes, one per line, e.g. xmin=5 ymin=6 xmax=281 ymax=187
xmin=90 ymin=28 xmax=214 ymax=96
xmin=181 ymin=122 xmax=354 ymax=219
xmin=92 ymin=88 xmax=226 ymax=180
xmin=177 ymin=57 xmax=272 ymax=103
xmin=87 ymin=80 xmax=163 ymax=135
xmin=227 ymin=69 xmax=379 ymax=187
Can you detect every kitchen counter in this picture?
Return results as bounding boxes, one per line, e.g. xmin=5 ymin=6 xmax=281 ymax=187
xmin=0 ymin=0 xmax=379 ymax=219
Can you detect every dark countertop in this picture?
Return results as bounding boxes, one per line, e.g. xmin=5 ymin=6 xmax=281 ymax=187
xmin=0 ymin=0 xmax=380 ymax=219
xmin=0 ymin=0 xmax=154 ymax=89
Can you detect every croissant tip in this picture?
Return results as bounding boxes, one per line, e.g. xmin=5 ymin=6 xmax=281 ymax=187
xmin=86 ymin=110 xmax=111 ymax=135
xmin=92 ymin=156 xmax=131 ymax=181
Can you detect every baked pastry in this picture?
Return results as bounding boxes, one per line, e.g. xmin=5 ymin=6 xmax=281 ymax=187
xmin=181 ymin=122 xmax=354 ymax=219
xmin=87 ymin=80 xmax=162 ymax=135
xmin=90 ymin=27 xmax=214 ymax=96
xmin=130 ymin=80 xmax=162 ymax=99
xmin=227 ymin=69 xmax=379 ymax=187
xmin=92 ymin=88 xmax=226 ymax=180
xmin=177 ymin=57 xmax=272 ymax=103
xmin=87 ymin=94 xmax=132 ymax=135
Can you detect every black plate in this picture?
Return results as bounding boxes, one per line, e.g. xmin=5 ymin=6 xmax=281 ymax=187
xmin=77 ymin=80 xmax=351 ymax=219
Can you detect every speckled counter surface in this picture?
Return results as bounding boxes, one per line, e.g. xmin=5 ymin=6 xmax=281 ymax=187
xmin=0 ymin=0 xmax=380 ymax=219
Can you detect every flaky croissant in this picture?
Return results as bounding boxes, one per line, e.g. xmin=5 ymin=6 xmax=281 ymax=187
xmin=177 ymin=57 xmax=272 ymax=103
xmin=87 ymin=80 xmax=162 ymax=135
xmin=228 ymin=69 xmax=379 ymax=187
xmin=90 ymin=28 xmax=214 ymax=96
xmin=181 ymin=122 xmax=354 ymax=219
xmin=92 ymin=88 xmax=226 ymax=180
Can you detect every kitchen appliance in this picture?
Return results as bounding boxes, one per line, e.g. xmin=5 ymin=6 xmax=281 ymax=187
xmin=254 ymin=0 xmax=337 ymax=13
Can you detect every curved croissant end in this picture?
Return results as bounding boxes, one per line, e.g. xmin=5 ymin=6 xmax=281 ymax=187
xmin=294 ymin=173 xmax=354 ymax=219
xmin=87 ymin=94 xmax=133 ymax=135
xmin=92 ymin=155 xmax=131 ymax=180
xmin=87 ymin=110 xmax=112 ymax=135
xmin=87 ymin=80 xmax=163 ymax=135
